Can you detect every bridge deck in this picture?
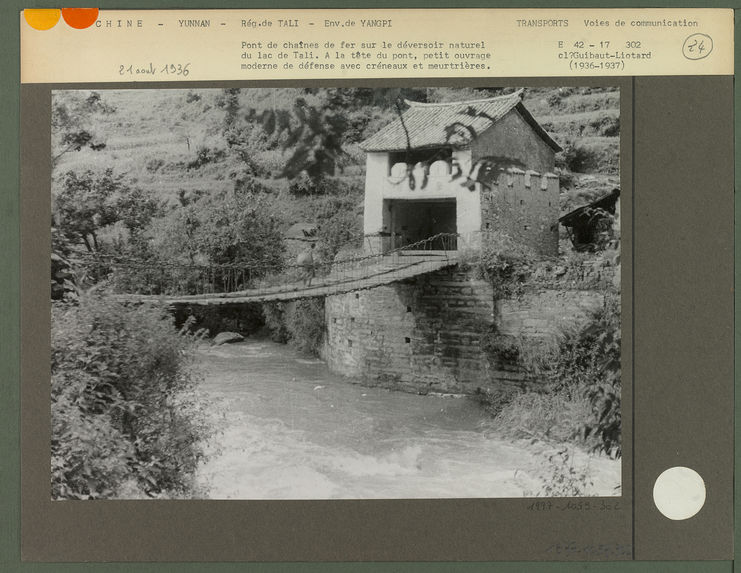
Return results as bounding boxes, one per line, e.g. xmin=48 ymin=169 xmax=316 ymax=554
xmin=112 ymin=252 xmax=459 ymax=306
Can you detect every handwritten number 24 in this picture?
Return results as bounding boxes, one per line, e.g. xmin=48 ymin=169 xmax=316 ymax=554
xmin=686 ymin=39 xmax=705 ymax=55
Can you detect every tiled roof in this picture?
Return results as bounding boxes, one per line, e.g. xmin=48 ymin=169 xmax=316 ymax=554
xmin=560 ymin=188 xmax=621 ymax=226
xmin=360 ymin=89 xmax=561 ymax=153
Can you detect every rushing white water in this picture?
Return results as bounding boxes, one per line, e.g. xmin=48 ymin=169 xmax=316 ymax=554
xmin=194 ymin=339 xmax=620 ymax=499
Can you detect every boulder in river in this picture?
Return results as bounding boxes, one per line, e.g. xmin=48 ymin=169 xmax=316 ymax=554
xmin=212 ymin=331 xmax=245 ymax=346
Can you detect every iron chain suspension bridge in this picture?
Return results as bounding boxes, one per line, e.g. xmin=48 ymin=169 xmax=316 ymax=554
xmin=71 ymin=233 xmax=461 ymax=306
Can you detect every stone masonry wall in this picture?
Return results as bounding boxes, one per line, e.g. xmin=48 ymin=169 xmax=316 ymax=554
xmin=324 ymin=268 xmax=496 ymax=395
xmin=324 ymin=266 xmax=609 ymax=395
xmin=496 ymin=289 xmax=606 ymax=339
xmin=480 ymin=169 xmax=560 ymax=257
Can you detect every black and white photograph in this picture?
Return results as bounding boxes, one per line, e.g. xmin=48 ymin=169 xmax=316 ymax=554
xmin=50 ymin=85 xmax=621 ymax=500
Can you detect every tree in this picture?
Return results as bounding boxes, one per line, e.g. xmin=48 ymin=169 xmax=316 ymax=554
xmin=148 ymin=186 xmax=285 ymax=276
xmin=147 ymin=205 xmax=202 ymax=266
xmin=51 ymin=91 xmax=114 ymax=169
xmin=54 ymin=169 xmax=160 ymax=253
xmin=194 ymin=189 xmax=285 ymax=270
xmin=243 ymin=87 xmax=526 ymax=193
xmin=244 ymin=90 xmax=348 ymax=182
xmin=230 ymin=88 xmax=424 ymax=184
xmin=114 ymin=185 xmax=161 ymax=238
xmin=55 ymin=169 xmax=120 ymax=252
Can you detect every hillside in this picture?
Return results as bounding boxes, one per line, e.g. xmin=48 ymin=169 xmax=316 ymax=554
xmin=51 ymin=86 xmax=620 ymax=266
xmin=53 ymin=86 xmax=619 ymax=199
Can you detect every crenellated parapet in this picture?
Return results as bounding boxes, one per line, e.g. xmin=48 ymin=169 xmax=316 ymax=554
xmin=496 ymin=167 xmax=559 ymax=192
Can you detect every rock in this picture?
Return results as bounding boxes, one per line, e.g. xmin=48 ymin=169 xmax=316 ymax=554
xmin=212 ymin=331 xmax=244 ymax=346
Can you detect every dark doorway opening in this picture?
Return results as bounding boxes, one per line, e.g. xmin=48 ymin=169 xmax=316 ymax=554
xmin=385 ymin=199 xmax=457 ymax=251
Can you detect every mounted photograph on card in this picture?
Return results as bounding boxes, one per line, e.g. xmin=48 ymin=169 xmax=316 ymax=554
xmin=18 ymin=7 xmax=733 ymax=564
xmin=50 ymin=85 xmax=621 ymax=500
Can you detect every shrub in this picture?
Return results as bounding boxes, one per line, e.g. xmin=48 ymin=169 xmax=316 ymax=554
xmin=537 ymin=297 xmax=621 ymax=458
xmin=472 ymin=385 xmax=521 ymax=417
xmin=51 ymin=228 xmax=77 ymax=301
xmin=287 ymin=172 xmax=317 ymax=196
xmin=260 ymin=299 xmax=326 ymax=355
xmin=146 ymin=189 xmax=286 ymax=287
xmin=145 ymin=158 xmax=165 ymax=173
xmin=555 ymin=142 xmax=600 ymax=173
xmin=589 ymin=115 xmax=620 ymax=137
xmin=557 ymin=169 xmax=577 ymax=190
xmin=316 ymin=208 xmax=362 ymax=263
xmin=51 ymin=296 xmax=211 ymax=499
xmin=483 ymin=294 xmax=621 ymax=458
xmin=291 ymin=176 xmax=363 ymax=262
xmin=527 ymin=448 xmax=595 ymax=497
xmin=285 ymin=299 xmax=326 ymax=355
xmin=186 ymin=146 xmax=227 ymax=170
xmin=173 ymin=304 xmax=265 ymax=338
xmin=185 ymin=91 xmax=201 ymax=103
xmin=545 ymin=92 xmax=562 ymax=108
xmin=261 ymin=302 xmax=289 ymax=343
xmin=232 ymin=171 xmax=272 ymax=196
xmin=580 ymin=297 xmax=621 ymax=457
xmin=51 ymin=252 xmax=77 ymax=301
xmin=465 ymin=231 xmax=536 ymax=299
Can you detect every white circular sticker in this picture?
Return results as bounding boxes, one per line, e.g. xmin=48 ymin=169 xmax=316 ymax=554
xmin=653 ymin=466 xmax=706 ymax=520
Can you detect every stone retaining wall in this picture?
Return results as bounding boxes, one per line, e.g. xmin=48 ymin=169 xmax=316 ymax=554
xmin=324 ymin=265 xmax=611 ymax=395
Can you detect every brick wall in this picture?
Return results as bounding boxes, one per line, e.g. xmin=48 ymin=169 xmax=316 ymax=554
xmin=324 ymin=268 xmax=496 ymax=394
xmin=324 ymin=266 xmax=610 ymax=395
xmin=480 ymin=169 xmax=560 ymax=257
xmin=496 ymin=289 xmax=606 ymax=339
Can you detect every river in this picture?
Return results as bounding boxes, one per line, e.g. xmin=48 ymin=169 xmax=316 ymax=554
xmin=194 ymin=339 xmax=620 ymax=499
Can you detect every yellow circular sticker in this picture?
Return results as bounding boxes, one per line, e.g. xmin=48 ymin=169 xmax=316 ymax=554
xmin=24 ymin=9 xmax=61 ymax=31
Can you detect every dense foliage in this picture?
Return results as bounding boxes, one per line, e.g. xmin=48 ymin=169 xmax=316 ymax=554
xmin=575 ymin=297 xmax=621 ymax=457
xmin=481 ymin=295 xmax=621 ymax=458
xmin=284 ymin=299 xmax=326 ymax=355
xmin=51 ymin=297 xmax=212 ymax=499
xmin=261 ymin=299 xmax=326 ymax=355
xmin=51 ymin=91 xmax=113 ymax=168
xmin=55 ymin=168 xmax=160 ymax=253
xmin=51 ymin=228 xmax=77 ymax=301
xmin=153 ymin=187 xmax=285 ymax=269
xmin=472 ymin=231 xmax=537 ymax=299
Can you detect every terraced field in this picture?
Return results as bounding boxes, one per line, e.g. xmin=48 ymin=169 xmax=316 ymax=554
xmin=522 ymin=87 xmax=620 ymax=212
xmin=52 ymin=86 xmax=620 ymax=224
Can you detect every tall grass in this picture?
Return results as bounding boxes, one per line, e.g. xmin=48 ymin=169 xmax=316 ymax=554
xmin=493 ymin=390 xmax=593 ymax=443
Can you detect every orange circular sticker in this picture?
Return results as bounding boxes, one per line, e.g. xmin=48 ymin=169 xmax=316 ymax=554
xmin=24 ymin=9 xmax=62 ymax=30
xmin=61 ymin=8 xmax=99 ymax=29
